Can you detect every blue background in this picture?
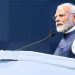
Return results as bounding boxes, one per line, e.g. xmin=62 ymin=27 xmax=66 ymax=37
xmin=0 ymin=0 xmax=75 ymax=54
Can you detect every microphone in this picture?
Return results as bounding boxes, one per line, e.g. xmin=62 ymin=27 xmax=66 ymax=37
xmin=16 ymin=32 xmax=55 ymax=50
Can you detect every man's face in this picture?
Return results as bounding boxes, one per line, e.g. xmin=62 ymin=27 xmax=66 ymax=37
xmin=54 ymin=5 xmax=74 ymax=33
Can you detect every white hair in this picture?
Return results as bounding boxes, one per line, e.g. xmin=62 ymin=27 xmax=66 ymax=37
xmin=57 ymin=3 xmax=75 ymax=14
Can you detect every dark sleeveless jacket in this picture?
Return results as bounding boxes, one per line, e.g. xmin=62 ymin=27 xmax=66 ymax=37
xmin=54 ymin=30 xmax=75 ymax=58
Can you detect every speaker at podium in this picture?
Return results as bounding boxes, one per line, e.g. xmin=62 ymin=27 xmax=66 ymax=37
xmin=0 ymin=50 xmax=75 ymax=75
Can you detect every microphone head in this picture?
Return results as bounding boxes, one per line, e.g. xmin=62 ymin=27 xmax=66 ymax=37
xmin=48 ymin=31 xmax=55 ymax=37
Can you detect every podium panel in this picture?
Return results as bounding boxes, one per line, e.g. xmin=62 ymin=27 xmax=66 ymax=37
xmin=0 ymin=50 xmax=75 ymax=75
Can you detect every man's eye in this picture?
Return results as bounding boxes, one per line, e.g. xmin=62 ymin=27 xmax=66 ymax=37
xmin=53 ymin=14 xmax=65 ymax=20
xmin=59 ymin=14 xmax=65 ymax=17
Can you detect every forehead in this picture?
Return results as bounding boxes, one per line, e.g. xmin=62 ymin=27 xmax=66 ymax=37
xmin=55 ymin=5 xmax=70 ymax=15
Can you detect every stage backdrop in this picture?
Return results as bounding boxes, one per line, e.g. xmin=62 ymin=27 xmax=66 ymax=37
xmin=0 ymin=0 xmax=74 ymax=54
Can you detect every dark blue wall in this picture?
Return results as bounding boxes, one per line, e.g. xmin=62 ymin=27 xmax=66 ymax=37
xmin=0 ymin=0 xmax=75 ymax=54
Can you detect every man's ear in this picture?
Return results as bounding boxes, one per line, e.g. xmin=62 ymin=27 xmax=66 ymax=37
xmin=73 ymin=15 xmax=75 ymax=23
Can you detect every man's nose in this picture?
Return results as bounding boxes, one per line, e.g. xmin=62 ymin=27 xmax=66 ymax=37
xmin=55 ymin=16 xmax=60 ymax=22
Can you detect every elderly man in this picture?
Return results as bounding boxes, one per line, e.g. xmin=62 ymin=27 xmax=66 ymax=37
xmin=53 ymin=3 xmax=75 ymax=58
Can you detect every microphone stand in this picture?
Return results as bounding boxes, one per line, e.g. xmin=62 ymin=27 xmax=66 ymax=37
xmin=16 ymin=32 xmax=55 ymax=50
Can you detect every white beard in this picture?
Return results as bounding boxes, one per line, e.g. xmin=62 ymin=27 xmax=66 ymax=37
xmin=56 ymin=17 xmax=74 ymax=33
xmin=57 ymin=25 xmax=67 ymax=32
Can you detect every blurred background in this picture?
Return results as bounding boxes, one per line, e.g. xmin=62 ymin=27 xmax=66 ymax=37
xmin=0 ymin=0 xmax=75 ymax=54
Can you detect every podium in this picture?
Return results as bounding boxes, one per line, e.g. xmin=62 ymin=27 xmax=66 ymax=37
xmin=0 ymin=50 xmax=75 ymax=75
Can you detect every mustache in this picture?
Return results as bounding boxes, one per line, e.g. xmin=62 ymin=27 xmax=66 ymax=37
xmin=56 ymin=23 xmax=63 ymax=26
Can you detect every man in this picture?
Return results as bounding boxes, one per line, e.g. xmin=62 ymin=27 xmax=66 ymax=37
xmin=53 ymin=3 xmax=75 ymax=58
